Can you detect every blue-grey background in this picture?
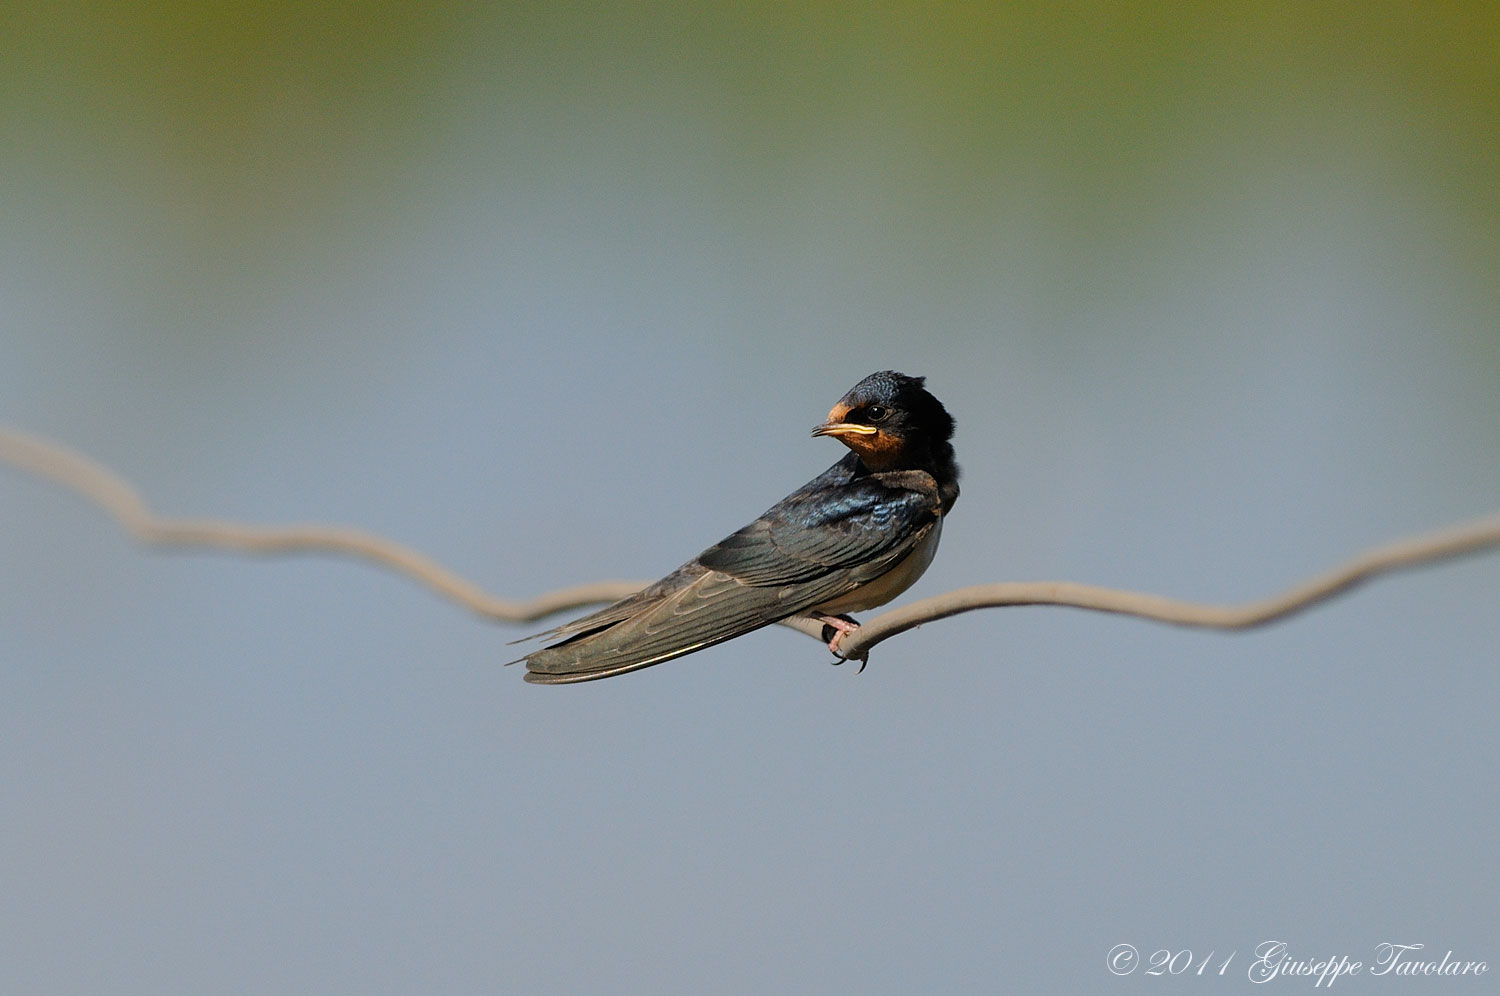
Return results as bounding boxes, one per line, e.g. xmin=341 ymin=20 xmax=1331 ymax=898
xmin=3 ymin=4 xmax=1497 ymax=993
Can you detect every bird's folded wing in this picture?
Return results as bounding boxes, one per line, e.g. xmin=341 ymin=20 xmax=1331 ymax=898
xmin=697 ymin=476 xmax=937 ymax=583
xmin=523 ymin=480 xmax=938 ymax=683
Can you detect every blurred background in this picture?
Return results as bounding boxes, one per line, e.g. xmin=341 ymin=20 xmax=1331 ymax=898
xmin=3 ymin=3 xmax=1497 ymax=992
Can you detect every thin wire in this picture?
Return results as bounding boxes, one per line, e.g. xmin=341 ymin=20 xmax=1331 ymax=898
xmin=4 ymin=425 xmax=1497 ymax=662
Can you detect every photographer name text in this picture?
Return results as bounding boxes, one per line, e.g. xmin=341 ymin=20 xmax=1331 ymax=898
xmin=1107 ymin=941 xmax=1488 ymax=986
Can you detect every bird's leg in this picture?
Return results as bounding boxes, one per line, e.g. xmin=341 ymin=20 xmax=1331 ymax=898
xmin=814 ymin=613 xmax=865 ymax=669
xmin=815 ymin=612 xmax=858 ymax=650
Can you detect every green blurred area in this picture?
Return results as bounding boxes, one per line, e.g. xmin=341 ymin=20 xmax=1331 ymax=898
xmin=4 ymin=2 xmax=1497 ymax=340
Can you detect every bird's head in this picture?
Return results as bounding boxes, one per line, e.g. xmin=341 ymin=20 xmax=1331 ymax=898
xmin=811 ymin=370 xmax=955 ymax=471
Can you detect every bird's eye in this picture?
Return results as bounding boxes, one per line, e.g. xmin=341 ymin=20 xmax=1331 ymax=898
xmin=865 ymin=405 xmax=890 ymax=423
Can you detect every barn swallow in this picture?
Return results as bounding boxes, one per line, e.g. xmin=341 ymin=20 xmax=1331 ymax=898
xmin=517 ymin=370 xmax=959 ymax=684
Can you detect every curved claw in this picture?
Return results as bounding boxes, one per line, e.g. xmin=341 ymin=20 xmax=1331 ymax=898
xmin=817 ymin=613 xmax=868 ymax=671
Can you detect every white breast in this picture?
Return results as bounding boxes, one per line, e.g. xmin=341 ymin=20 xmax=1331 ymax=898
xmin=812 ymin=517 xmax=943 ymax=615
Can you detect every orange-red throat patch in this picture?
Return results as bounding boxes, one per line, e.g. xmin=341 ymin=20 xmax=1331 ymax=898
xmin=839 ymin=428 xmax=905 ymax=469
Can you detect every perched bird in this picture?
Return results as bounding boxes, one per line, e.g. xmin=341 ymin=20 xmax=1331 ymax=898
xmin=518 ymin=370 xmax=960 ymax=683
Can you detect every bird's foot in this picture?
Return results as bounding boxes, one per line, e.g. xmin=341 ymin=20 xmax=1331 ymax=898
xmin=815 ymin=614 xmax=869 ymax=673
